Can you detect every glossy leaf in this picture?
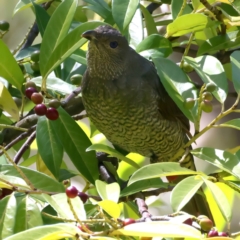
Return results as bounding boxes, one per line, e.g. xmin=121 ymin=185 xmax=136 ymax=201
xmin=112 ymin=221 xmax=201 ymax=238
xmin=202 ymin=178 xmax=232 ymax=222
xmin=153 ymin=57 xmax=198 ymax=122
xmin=191 ymin=147 xmax=240 ymax=179
xmin=166 ymin=13 xmax=212 ymax=37
xmin=0 ymin=174 xmax=29 ymax=190
xmin=4 ymin=223 xmax=83 ymax=240
xmin=0 ymin=82 xmax=19 ymax=121
xmin=184 ymin=56 xmax=228 ymax=103
xmin=41 ymin=21 xmax=104 ymax=79
xmin=128 ymin=162 xmax=196 ymax=185
xmin=40 ymin=0 xmax=77 ymax=77
xmin=121 ymin=178 xmax=168 ymax=197
xmin=52 ymin=107 xmax=98 ymax=184
xmin=36 ymin=117 xmax=63 ymax=179
xmin=230 ymin=51 xmax=240 ymax=94
xmin=0 ymin=164 xmax=65 ymax=192
xmin=198 ymin=31 xmax=240 ymax=56
xmin=0 ymin=194 xmax=16 ymax=239
xmin=87 ymin=144 xmax=139 ymax=169
xmin=112 ymin=0 xmax=139 ymax=31
xmin=98 ymin=200 xmax=121 ymax=218
xmin=140 ymin=4 xmax=158 ymax=35
xmin=171 ymin=175 xmax=204 ymax=211
xmin=136 ymin=34 xmax=172 ymax=58
xmin=219 ymin=119 xmax=240 ymax=130
xmin=171 ymin=0 xmax=193 ymax=19
xmin=14 ymin=196 xmax=27 ymax=233
xmin=0 ymin=40 xmax=24 ymax=90
xmin=95 ymin=180 xmax=120 ymax=203
xmin=13 ymin=0 xmax=48 ymax=14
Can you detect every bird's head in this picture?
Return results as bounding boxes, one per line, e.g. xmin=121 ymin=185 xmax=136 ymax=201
xmin=82 ymin=25 xmax=129 ymax=80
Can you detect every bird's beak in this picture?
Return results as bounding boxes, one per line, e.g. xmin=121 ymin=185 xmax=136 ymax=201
xmin=81 ymin=30 xmax=97 ymax=41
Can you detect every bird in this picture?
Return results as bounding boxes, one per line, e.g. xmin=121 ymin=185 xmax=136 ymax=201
xmin=81 ymin=24 xmax=194 ymax=170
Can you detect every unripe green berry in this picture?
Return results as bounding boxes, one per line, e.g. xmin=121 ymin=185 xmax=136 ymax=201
xmin=199 ymin=218 xmax=213 ymax=232
xmin=31 ymin=62 xmax=40 ymax=72
xmin=48 ymin=99 xmax=61 ymax=109
xmin=202 ymin=92 xmax=213 ymax=101
xmin=30 ymin=50 xmax=40 ymax=63
xmin=25 ymin=81 xmax=37 ymax=90
xmin=206 ymin=83 xmax=217 ymax=92
xmin=0 ymin=21 xmax=10 ymax=31
xmin=184 ymin=98 xmax=195 ymax=109
xmin=182 ymin=62 xmax=194 ymax=73
xmin=71 ymin=74 xmax=82 ymax=85
xmin=201 ymin=100 xmax=213 ymax=113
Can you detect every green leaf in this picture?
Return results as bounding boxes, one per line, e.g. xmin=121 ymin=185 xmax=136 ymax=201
xmin=4 ymin=223 xmax=82 ymax=240
xmin=230 ymin=51 xmax=240 ymax=94
xmin=112 ymin=221 xmax=201 ymax=238
xmin=219 ymin=119 xmax=240 ymax=130
xmin=171 ymin=175 xmax=204 ymax=211
xmin=52 ymin=107 xmax=98 ymax=184
xmin=0 ymin=194 xmax=17 ymax=239
xmin=40 ymin=0 xmax=78 ymax=78
xmin=112 ymin=0 xmax=139 ymax=31
xmin=0 ymin=174 xmax=30 ymax=190
xmin=41 ymin=21 xmax=104 ymax=79
xmin=120 ymin=178 xmax=168 ymax=197
xmin=128 ymin=162 xmax=196 ymax=186
xmin=95 ymin=180 xmax=120 ymax=203
xmin=32 ymin=1 xmax=50 ymax=37
xmin=167 ymin=13 xmax=213 ymax=37
xmin=184 ymin=56 xmax=228 ymax=103
xmin=0 ymin=40 xmax=24 ymax=90
xmin=136 ymin=34 xmax=172 ymax=58
xmin=0 ymin=164 xmax=65 ymax=192
xmin=87 ymin=144 xmax=140 ymax=169
xmin=171 ymin=0 xmax=193 ymax=19
xmin=70 ymin=49 xmax=87 ymax=65
xmin=14 ymin=196 xmax=27 ymax=233
xmin=152 ymin=57 xmax=198 ymax=122
xmin=36 ymin=116 xmax=63 ymax=179
xmin=13 ymin=0 xmax=48 ymax=15
xmin=191 ymin=147 xmax=240 ymax=179
xmin=140 ymin=4 xmax=158 ymax=35
xmin=202 ymin=178 xmax=232 ymax=222
xmin=198 ymin=30 xmax=240 ymax=56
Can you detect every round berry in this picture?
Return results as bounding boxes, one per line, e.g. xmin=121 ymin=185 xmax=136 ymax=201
xmin=166 ymin=175 xmax=178 ymax=182
xmin=0 ymin=21 xmax=10 ymax=31
xmin=13 ymin=97 xmax=22 ymax=109
xmin=66 ymin=186 xmax=78 ymax=198
xmin=25 ymin=87 xmax=37 ymax=99
xmin=31 ymin=93 xmax=43 ymax=104
xmin=206 ymin=83 xmax=217 ymax=92
xmin=182 ymin=62 xmax=194 ymax=73
xmin=202 ymin=92 xmax=213 ymax=101
xmin=218 ymin=232 xmax=228 ymax=237
xmin=71 ymin=74 xmax=82 ymax=85
xmin=208 ymin=229 xmax=218 ymax=237
xmin=34 ymin=104 xmax=47 ymax=116
xmin=31 ymin=62 xmax=40 ymax=72
xmin=78 ymin=192 xmax=89 ymax=203
xmin=199 ymin=218 xmax=213 ymax=232
xmin=122 ymin=218 xmax=136 ymax=226
xmin=48 ymin=99 xmax=61 ymax=109
xmin=183 ymin=218 xmax=193 ymax=226
xmin=46 ymin=108 xmax=59 ymax=120
xmin=201 ymin=100 xmax=213 ymax=113
xmin=184 ymin=98 xmax=195 ymax=109
xmin=25 ymin=81 xmax=37 ymax=89
xmin=30 ymin=50 xmax=40 ymax=62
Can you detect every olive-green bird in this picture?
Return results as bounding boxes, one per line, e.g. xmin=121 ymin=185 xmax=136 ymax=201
xmin=81 ymin=25 xmax=193 ymax=169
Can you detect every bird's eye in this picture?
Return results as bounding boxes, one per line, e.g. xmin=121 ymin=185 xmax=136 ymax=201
xmin=109 ymin=41 xmax=118 ymax=48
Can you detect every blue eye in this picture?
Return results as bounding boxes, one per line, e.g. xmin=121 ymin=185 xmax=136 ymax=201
xmin=109 ymin=41 xmax=118 ymax=48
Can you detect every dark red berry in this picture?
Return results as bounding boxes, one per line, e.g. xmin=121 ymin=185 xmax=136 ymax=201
xmin=166 ymin=175 xmax=178 ymax=182
xmin=122 ymin=218 xmax=136 ymax=226
xmin=183 ymin=218 xmax=193 ymax=226
xmin=66 ymin=186 xmax=78 ymax=198
xmin=25 ymin=87 xmax=37 ymax=99
xmin=34 ymin=104 xmax=47 ymax=116
xmin=208 ymin=230 xmax=218 ymax=237
xmin=78 ymin=192 xmax=89 ymax=203
xmin=31 ymin=93 xmax=43 ymax=104
xmin=218 ymin=232 xmax=228 ymax=237
xmin=46 ymin=108 xmax=59 ymax=120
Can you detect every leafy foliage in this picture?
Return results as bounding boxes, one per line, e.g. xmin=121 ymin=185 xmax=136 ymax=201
xmin=0 ymin=0 xmax=240 ymax=239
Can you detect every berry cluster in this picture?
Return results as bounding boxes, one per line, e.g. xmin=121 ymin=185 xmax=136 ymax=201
xmin=25 ymin=82 xmax=59 ymax=120
xmin=65 ymin=186 xmax=89 ymax=203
